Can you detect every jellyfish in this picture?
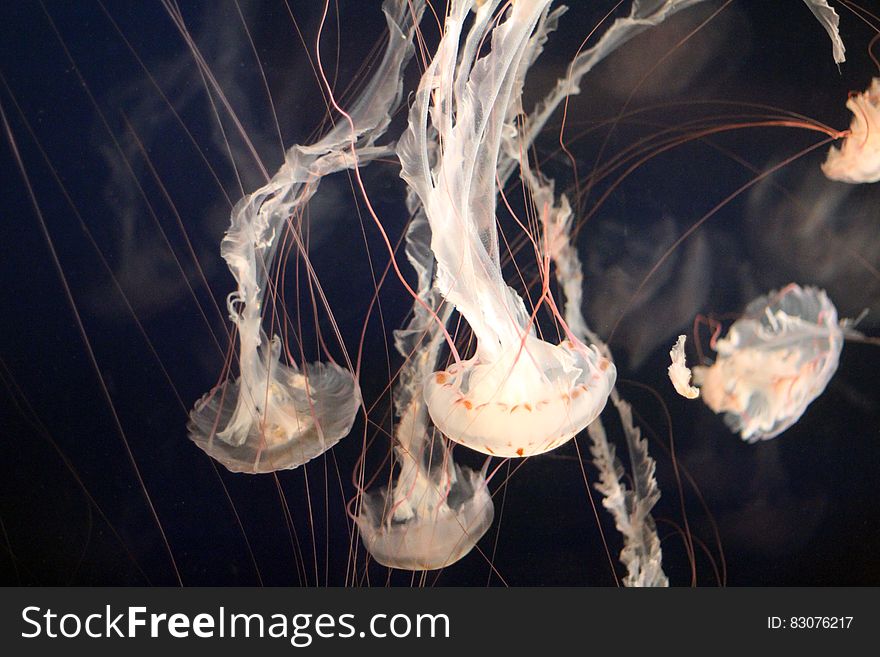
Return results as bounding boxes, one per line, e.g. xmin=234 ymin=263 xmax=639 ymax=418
xmin=188 ymin=0 xmax=423 ymax=472
xmin=822 ymin=78 xmax=880 ymax=184
xmin=397 ymin=0 xmax=616 ymax=459
xmin=525 ymin=146 xmax=667 ymax=586
xmin=357 ymin=195 xmax=493 ymax=570
xmin=188 ymin=339 xmax=361 ymax=474
xmin=691 ymin=284 xmax=845 ymax=442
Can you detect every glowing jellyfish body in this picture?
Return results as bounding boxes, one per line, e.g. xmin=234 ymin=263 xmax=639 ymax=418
xmin=397 ymin=0 xmax=615 ymax=459
xmin=186 ymin=143 xmax=367 ymax=474
xmin=822 ymin=78 xmax=880 ymax=184
xmin=188 ymin=0 xmax=421 ymax=472
xmin=693 ymin=284 xmax=844 ymax=442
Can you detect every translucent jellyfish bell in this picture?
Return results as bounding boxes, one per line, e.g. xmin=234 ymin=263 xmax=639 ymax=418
xmin=356 ymin=403 xmax=493 ymax=570
xmin=692 ymin=284 xmax=844 ymax=442
xmin=188 ymin=336 xmax=360 ymax=474
xmin=668 ymin=335 xmax=700 ymax=399
xmin=822 ymin=78 xmax=880 ymax=184
xmin=425 ymin=335 xmax=614 ymax=458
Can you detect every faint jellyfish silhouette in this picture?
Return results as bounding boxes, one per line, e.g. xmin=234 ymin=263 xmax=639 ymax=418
xmin=188 ymin=0 xmax=423 ymax=472
xmin=822 ymin=78 xmax=880 ymax=184
xmin=586 ymin=216 xmax=711 ymax=369
xmin=397 ymin=0 xmax=615 ymax=459
xmin=691 ymin=284 xmax=845 ymax=442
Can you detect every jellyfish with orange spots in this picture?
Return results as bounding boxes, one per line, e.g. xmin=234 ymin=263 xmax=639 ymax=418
xmin=397 ymin=0 xmax=615 ymax=459
xmin=692 ymin=284 xmax=845 ymax=442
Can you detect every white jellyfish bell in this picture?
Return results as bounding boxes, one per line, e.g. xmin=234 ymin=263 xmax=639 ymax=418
xmin=187 ymin=0 xmax=422 ymax=473
xmin=423 ymin=333 xmax=614 ymax=458
xmin=356 ymin=400 xmax=494 ymax=570
xmin=692 ymin=284 xmax=845 ymax=442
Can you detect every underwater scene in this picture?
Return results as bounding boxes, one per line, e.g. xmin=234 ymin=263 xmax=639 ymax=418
xmin=1 ymin=0 xmax=878 ymax=586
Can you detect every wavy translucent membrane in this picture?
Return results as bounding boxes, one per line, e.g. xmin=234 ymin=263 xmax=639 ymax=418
xmin=692 ymin=284 xmax=845 ymax=442
xmin=188 ymin=0 xmax=422 ymax=473
xmin=397 ymin=0 xmax=615 ymax=459
xmin=822 ymin=77 xmax=880 ymax=184
xmin=357 ymin=196 xmax=493 ymax=570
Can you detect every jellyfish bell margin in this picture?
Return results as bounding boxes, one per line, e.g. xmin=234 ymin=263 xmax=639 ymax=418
xmin=357 ymin=468 xmax=493 ymax=571
xmin=357 ymin=473 xmax=493 ymax=570
xmin=356 ymin=461 xmax=494 ymax=571
xmin=355 ymin=394 xmax=494 ymax=571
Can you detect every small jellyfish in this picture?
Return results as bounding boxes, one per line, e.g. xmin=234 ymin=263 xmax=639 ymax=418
xmin=397 ymin=0 xmax=615 ymax=459
xmin=188 ymin=337 xmax=360 ymax=474
xmin=822 ymin=78 xmax=880 ymax=184
xmin=692 ymin=284 xmax=844 ymax=442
